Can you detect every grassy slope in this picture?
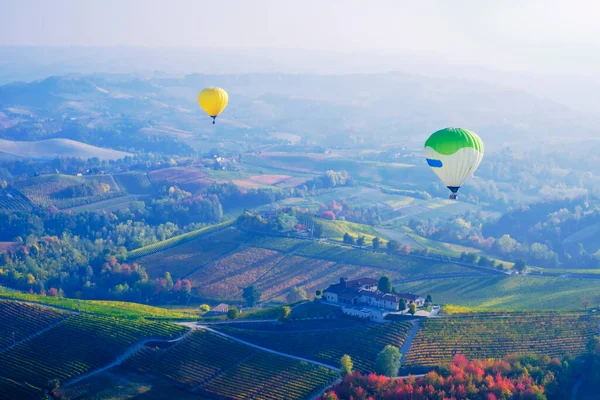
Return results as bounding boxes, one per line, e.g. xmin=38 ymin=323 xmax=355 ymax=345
xmin=395 ymin=275 xmax=600 ymax=311
xmin=0 ymin=289 xmax=195 ymax=319
xmin=319 ymin=219 xmax=386 ymax=243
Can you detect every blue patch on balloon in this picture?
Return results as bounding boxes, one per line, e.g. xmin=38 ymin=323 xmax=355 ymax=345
xmin=426 ymin=158 xmax=443 ymax=168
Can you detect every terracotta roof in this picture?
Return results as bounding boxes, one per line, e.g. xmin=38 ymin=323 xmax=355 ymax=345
xmin=323 ymin=277 xmax=377 ymax=295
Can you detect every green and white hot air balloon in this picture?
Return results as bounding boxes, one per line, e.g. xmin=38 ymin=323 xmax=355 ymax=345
xmin=424 ymin=127 xmax=484 ymax=199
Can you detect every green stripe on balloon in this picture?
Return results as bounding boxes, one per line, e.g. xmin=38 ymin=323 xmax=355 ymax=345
xmin=424 ymin=127 xmax=484 ymax=155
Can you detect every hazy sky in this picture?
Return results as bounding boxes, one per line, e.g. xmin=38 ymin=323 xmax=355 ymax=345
xmin=2 ymin=0 xmax=600 ymax=74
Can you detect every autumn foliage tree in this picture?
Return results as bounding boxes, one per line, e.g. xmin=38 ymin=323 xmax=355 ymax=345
xmin=340 ymin=354 xmax=353 ymax=376
xmin=319 ymin=353 xmax=568 ymax=400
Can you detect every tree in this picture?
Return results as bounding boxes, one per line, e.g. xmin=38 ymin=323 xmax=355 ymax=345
xmin=378 ymin=276 xmax=393 ymax=293
xmin=340 ymin=354 xmax=353 ymax=376
xmin=478 ymin=256 xmax=492 ymax=267
xmin=399 ymin=298 xmax=407 ymax=311
xmin=227 ymin=307 xmax=240 ymax=319
xmin=321 ymin=210 xmax=336 ymax=220
xmin=582 ymin=298 xmax=590 ymax=310
xmin=401 ymin=244 xmax=411 ymax=255
xmin=343 ymin=233 xmax=355 ymax=245
xmin=286 ymin=286 xmax=307 ymax=303
xmin=315 ymin=290 xmax=322 ymax=297
xmin=164 ymin=272 xmax=174 ymax=290
xmin=375 ymin=345 xmax=402 ymax=377
xmin=242 ymin=285 xmax=261 ymax=306
xmin=372 ymin=237 xmax=380 ymax=249
xmin=199 ymin=304 xmax=211 ymax=312
xmin=387 ymin=240 xmax=400 ymax=252
xmin=357 ymin=236 xmax=365 ymax=247
xmin=425 ymin=294 xmax=432 ymax=305
xmin=514 ymin=259 xmax=527 ymax=272
xmin=460 ymin=252 xmax=477 ymax=263
xmin=278 ymin=305 xmax=291 ymax=321
xmin=409 ymin=303 xmax=417 ymax=315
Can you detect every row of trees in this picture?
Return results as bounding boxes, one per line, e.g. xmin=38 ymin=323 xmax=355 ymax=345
xmin=342 ymin=233 xmax=413 ymax=255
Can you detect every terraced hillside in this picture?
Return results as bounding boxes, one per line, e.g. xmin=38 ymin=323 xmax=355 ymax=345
xmin=156 ymin=229 xmax=476 ymax=302
xmin=0 ymin=313 xmax=187 ymax=399
xmin=14 ymin=174 xmax=123 ymax=209
xmin=122 ymin=329 xmax=338 ymax=400
xmin=213 ymin=320 xmax=414 ymax=372
xmin=403 ymin=312 xmax=600 ymax=368
xmin=0 ymin=188 xmax=33 ymax=211
xmin=0 ymin=300 xmax=69 ymax=350
xmin=137 ymin=230 xmax=241 ymax=278
xmin=112 ymin=170 xmax=153 ymax=194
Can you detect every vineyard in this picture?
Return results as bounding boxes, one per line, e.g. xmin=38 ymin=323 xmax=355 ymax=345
xmin=294 ymin=240 xmax=471 ymax=277
xmin=394 ymin=275 xmax=600 ymax=311
xmin=0 ymin=188 xmax=33 ymax=211
xmin=148 ymin=167 xmax=215 ymax=193
xmin=202 ymin=350 xmax=337 ymax=400
xmin=0 ymin=300 xmax=69 ymax=350
xmin=123 ymin=329 xmax=338 ymax=400
xmin=0 ymin=314 xmax=187 ymax=399
xmin=137 ymin=236 xmax=239 ymax=278
xmin=14 ymin=174 xmax=123 ymax=209
xmin=182 ymin=230 xmax=475 ymax=301
xmin=403 ymin=312 xmax=600 ymax=367
xmin=0 ymin=292 xmax=192 ymax=319
xmin=188 ymin=246 xmax=286 ymax=300
xmin=127 ymin=220 xmax=235 ymax=259
xmin=246 ymin=235 xmax=306 ymax=252
xmin=214 ymin=321 xmax=414 ymax=372
xmin=113 ymin=171 xmax=153 ymax=194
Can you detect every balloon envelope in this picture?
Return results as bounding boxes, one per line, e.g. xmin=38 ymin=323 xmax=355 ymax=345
xmin=198 ymin=87 xmax=228 ymax=123
xmin=424 ymin=127 xmax=484 ymax=194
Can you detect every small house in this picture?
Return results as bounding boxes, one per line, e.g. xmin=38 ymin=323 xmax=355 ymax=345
xmin=204 ymin=303 xmax=229 ymax=317
xmin=396 ymin=293 xmax=425 ymax=307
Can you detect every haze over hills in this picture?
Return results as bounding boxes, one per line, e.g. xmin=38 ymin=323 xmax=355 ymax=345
xmin=0 ymin=72 xmax=597 ymax=152
xmin=0 ymin=138 xmax=132 ymax=160
xmin=3 ymin=45 xmax=600 ymax=115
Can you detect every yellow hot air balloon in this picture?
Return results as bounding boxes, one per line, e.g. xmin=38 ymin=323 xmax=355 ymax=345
xmin=198 ymin=87 xmax=228 ymax=124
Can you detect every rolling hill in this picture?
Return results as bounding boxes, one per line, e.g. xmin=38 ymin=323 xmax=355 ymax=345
xmin=0 ymin=138 xmax=131 ymax=160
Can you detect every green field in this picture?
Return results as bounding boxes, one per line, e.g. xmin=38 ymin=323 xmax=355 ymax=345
xmin=0 ymin=291 xmax=195 ymax=319
xmin=319 ymin=219 xmax=385 ymax=243
xmin=395 ymin=275 xmax=600 ymax=311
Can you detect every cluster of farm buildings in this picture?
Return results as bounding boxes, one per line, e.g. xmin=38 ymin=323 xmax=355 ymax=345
xmin=323 ymin=277 xmax=424 ymax=320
